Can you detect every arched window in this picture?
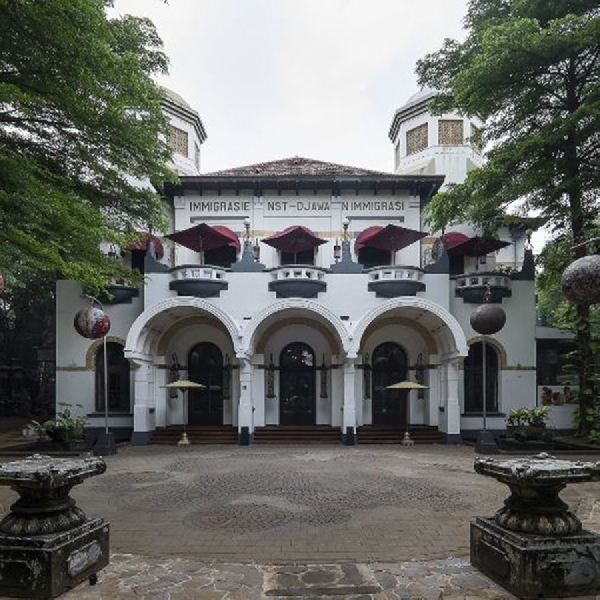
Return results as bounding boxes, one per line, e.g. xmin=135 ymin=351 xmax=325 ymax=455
xmin=279 ymin=342 xmax=316 ymax=425
xmin=95 ymin=343 xmax=130 ymax=412
xmin=371 ymin=342 xmax=408 ymax=425
xmin=464 ymin=342 xmax=499 ymax=413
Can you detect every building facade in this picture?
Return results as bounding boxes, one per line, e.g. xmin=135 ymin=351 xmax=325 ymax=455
xmin=55 ymin=90 xmax=543 ymax=445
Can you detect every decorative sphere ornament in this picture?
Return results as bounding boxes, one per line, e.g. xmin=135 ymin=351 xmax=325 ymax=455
xmin=74 ymin=306 xmax=111 ymax=339
xmin=561 ymin=255 xmax=600 ymax=305
xmin=470 ymin=303 xmax=506 ymax=335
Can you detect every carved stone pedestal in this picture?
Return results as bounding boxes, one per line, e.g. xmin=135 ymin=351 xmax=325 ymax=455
xmin=0 ymin=518 xmax=109 ymax=599
xmin=0 ymin=454 xmax=109 ymax=598
xmin=470 ymin=454 xmax=600 ymax=599
xmin=471 ymin=517 xmax=600 ymax=599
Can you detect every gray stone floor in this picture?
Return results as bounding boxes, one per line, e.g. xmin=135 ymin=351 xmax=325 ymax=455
xmin=1 ymin=444 xmax=600 ymax=598
xmin=61 ymin=554 xmax=522 ymax=599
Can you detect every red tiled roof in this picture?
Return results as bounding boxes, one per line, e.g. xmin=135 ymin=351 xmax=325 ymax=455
xmin=205 ymin=157 xmax=391 ymax=178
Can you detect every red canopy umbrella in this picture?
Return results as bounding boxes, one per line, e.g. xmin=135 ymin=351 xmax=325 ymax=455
xmin=126 ymin=231 xmax=165 ymax=260
xmin=262 ymin=226 xmax=327 ymax=254
xmin=447 ymin=236 xmax=511 ymax=257
xmin=355 ymin=224 xmax=428 ymax=253
xmin=165 ymin=223 xmax=241 ymax=253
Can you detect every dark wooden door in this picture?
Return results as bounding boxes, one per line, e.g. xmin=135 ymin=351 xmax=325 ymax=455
xmin=279 ymin=342 xmax=316 ymax=426
xmin=371 ymin=342 xmax=408 ymax=426
xmin=188 ymin=342 xmax=223 ymax=426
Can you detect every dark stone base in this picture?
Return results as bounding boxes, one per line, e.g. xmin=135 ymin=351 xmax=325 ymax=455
xmin=238 ymin=427 xmax=251 ymax=446
xmin=343 ymin=427 xmax=356 ymax=446
xmin=471 ymin=517 xmax=600 ymax=599
xmin=130 ymin=431 xmax=153 ymax=446
xmin=0 ymin=517 xmax=109 ymax=599
xmin=444 ymin=433 xmax=462 ymax=444
xmin=475 ymin=430 xmax=499 ymax=454
xmin=93 ymin=432 xmax=117 ymax=456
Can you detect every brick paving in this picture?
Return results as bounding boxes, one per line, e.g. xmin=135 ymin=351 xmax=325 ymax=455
xmin=1 ymin=444 xmax=600 ymax=598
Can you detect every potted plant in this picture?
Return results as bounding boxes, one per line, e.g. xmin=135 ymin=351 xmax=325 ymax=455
xmin=31 ymin=403 xmax=88 ymax=451
xmin=505 ymin=407 xmax=551 ymax=442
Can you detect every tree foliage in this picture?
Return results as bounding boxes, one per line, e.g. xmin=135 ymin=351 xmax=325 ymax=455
xmin=417 ymin=0 xmax=600 ymax=433
xmin=0 ymin=0 xmax=174 ymax=292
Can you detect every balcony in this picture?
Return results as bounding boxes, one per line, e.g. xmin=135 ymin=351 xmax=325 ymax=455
xmin=169 ymin=264 xmax=228 ymax=298
xmin=453 ymin=271 xmax=512 ymax=303
xmin=100 ymin=281 xmax=139 ymax=304
xmin=367 ymin=265 xmax=425 ymax=297
xmin=268 ymin=265 xmax=327 ymax=298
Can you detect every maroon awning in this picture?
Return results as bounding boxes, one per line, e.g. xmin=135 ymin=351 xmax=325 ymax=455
xmin=165 ymin=223 xmax=241 ymax=253
xmin=262 ymin=226 xmax=327 ymax=253
xmin=126 ymin=231 xmax=164 ymax=260
xmin=448 ymin=236 xmax=511 ymax=257
xmin=439 ymin=231 xmax=469 ymax=250
xmin=355 ymin=224 xmax=428 ymax=253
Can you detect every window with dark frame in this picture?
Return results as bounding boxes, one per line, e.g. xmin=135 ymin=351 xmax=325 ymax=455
xmin=95 ymin=342 xmax=131 ymax=413
xmin=464 ymin=342 xmax=499 ymax=413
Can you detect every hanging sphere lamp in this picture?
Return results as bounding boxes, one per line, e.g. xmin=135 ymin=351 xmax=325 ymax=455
xmin=470 ymin=303 xmax=506 ymax=335
xmin=561 ymin=255 xmax=600 ymax=305
xmin=74 ymin=306 xmax=111 ymax=339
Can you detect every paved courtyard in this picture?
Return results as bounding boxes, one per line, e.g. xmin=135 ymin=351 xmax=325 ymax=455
xmin=1 ymin=444 xmax=600 ymax=598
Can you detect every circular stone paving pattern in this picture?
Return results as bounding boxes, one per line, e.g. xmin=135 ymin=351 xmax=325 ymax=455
xmin=185 ymin=504 xmax=291 ymax=531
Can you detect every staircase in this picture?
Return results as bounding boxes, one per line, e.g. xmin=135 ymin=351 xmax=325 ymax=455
xmin=253 ymin=425 xmax=342 ymax=445
xmin=357 ymin=425 xmax=445 ymax=444
xmin=151 ymin=426 xmax=238 ymax=445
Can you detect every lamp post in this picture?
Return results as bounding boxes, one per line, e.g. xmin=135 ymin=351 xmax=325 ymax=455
xmin=75 ymin=295 xmax=117 ymax=455
xmin=470 ymin=284 xmax=506 ymax=454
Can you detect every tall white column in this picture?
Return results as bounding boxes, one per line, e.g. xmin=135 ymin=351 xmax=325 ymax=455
xmin=132 ymin=357 xmax=155 ymax=445
xmin=154 ymin=356 xmax=168 ymax=427
xmin=444 ymin=360 xmax=461 ymax=442
xmin=238 ymin=356 xmax=254 ymax=436
xmin=343 ymin=358 xmax=357 ymax=441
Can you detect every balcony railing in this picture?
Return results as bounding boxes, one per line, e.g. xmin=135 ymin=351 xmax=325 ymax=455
xmin=453 ymin=271 xmax=512 ymax=303
xmin=268 ymin=265 xmax=328 ymax=298
xmin=367 ymin=265 xmax=425 ymax=297
xmin=169 ymin=264 xmax=228 ymax=298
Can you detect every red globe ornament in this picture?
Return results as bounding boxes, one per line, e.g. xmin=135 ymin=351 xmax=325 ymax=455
xmin=74 ymin=307 xmax=111 ymax=339
xmin=470 ymin=303 xmax=506 ymax=335
xmin=561 ymin=255 xmax=600 ymax=305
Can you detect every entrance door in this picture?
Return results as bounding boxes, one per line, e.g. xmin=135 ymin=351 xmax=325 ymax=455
xmin=187 ymin=342 xmax=223 ymax=425
xmin=372 ymin=342 xmax=408 ymax=426
xmin=279 ymin=342 xmax=316 ymax=425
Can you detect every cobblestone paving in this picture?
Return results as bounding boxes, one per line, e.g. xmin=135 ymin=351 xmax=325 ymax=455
xmin=1 ymin=445 xmax=598 ymax=564
xmin=62 ymin=553 xmax=523 ymax=599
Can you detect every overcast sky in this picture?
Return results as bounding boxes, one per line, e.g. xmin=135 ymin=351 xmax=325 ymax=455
xmin=111 ymin=0 xmax=469 ymax=174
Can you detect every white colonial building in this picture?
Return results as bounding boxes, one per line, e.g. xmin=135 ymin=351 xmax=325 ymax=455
xmin=55 ymin=89 xmax=548 ymax=446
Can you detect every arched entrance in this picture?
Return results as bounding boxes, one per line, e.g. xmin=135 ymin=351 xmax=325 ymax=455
xmin=188 ymin=342 xmax=224 ymax=425
xmin=279 ymin=342 xmax=316 ymax=425
xmin=372 ymin=342 xmax=408 ymax=426
xmin=464 ymin=342 xmax=499 ymax=413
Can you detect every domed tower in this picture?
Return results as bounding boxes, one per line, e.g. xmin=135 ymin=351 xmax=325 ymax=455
xmin=388 ymin=88 xmax=483 ymax=188
xmin=160 ymin=87 xmax=207 ymax=176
